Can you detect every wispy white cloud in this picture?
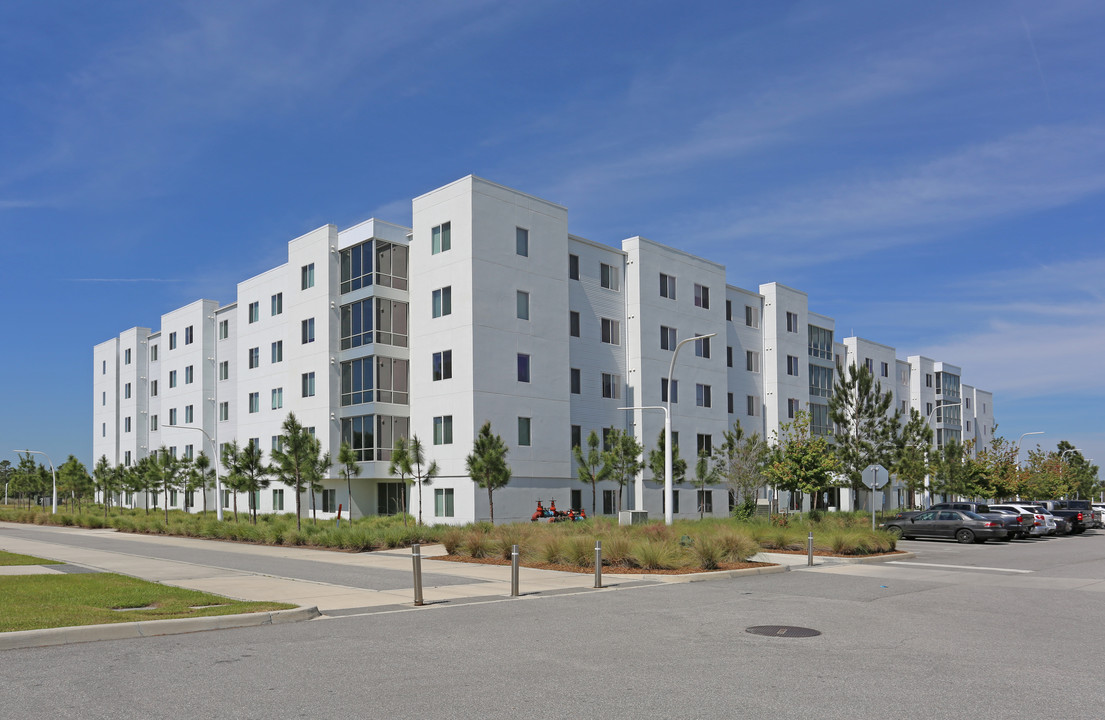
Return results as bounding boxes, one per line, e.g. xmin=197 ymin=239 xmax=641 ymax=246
xmin=68 ymin=278 xmax=185 ymax=283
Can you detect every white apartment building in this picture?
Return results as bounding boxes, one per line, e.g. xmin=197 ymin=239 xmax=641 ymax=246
xmin=94 ymin=175 xmax=995 ymax=523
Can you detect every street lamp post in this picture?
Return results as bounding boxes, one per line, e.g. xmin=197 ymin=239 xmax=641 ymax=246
xmin=14 ymin=449 xmax=56 ymax=514
xmin=666 ymin=333 xmax=716 ymax=526
xmin=1014 ymin=431 xmax=1045 ymax=465
xmin=164 ymin=424 xmax=223 ymax=521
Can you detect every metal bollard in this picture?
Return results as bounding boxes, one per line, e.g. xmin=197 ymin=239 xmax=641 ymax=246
xmin=594 ymin=540 xmax=602 ymax=589
xmin=807 ymin=531 xmax=814 ymax=567
xmin=510 ymin=544 xmax=520 ymax=597
xmin=412 ymin=543 xmax=424 ymax=606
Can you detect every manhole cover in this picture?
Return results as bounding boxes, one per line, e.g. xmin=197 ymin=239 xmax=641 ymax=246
xmin=745 ymin=625 xmax=821 ymax=638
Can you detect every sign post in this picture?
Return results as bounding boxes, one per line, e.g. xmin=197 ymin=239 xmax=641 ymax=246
xmin=862 ymin=463 xmax=889 ymax=530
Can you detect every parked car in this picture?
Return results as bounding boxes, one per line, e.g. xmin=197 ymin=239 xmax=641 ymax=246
xmin=929 ymin=502 xmax=1027 ymax=540
xmin=1031 ymin=500 xmax=1090 ymax=534
xmin=990 ymin=504 xmax=1052 ymax=537
xmin=1093 ymin=504 xmax=1105 ymax=529
xmin=881 ymin=510 xmax=1008 ymax=544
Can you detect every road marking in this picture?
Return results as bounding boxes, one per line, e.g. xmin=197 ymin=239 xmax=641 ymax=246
xmin=887 ymin=561 xmax=1032 ymax=574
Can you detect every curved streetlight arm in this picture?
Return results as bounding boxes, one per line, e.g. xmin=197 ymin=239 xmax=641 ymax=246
xmin=619 ymin=405 xmax=671 ymax=525
xmin=14 ymin=449 xmax=56 ymax=514
xmin=1014 ymin=431 xmax=1045 ymax=466
xmin=164 ymin=424 xmax=223 ymax=521
xmin=662 ymin=332 xmax=716 ymax=526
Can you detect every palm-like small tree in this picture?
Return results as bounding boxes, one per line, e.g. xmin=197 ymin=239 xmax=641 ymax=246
xmin=221 ymin=440 xmax=244 ymax=523
xmin=388 ymin=437 xmax=413 ymax=526
xmin=235 ymin=442 xmax=272 ymax=524
xmin=337 ymin=442 xmax=360 ymax=522
xmin=305 ymin=437 xmax=331 ymax=525
xmin=193 ymin=451 xmax=214 ymax=516
xmin=270 ymin=413 xmax=314 ymax=531
xmin=574 ymin=430 xmax=611 ymax=516
xmin=407 ymin=436 xmax=438 ymax=525
xmin=465 ymin=422 xmax=511 ymax=524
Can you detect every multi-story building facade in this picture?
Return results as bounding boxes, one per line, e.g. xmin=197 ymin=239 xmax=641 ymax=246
xmin=94 ymin=175 xmax=995 ymax=523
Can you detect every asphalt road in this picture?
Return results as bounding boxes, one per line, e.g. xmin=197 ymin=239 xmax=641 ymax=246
xmin=4 ymin=529 xmax=1105 ymax=719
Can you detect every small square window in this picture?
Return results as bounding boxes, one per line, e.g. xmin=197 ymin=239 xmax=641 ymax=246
xmin=248 ymin=302 xmax=260 ymax=324
xmin=184 ymin=325 xmax=194 ymax=344
xmin=696 ymin=383 xmax=712 ymax=408
xmin=248 ymin=393 xmax=260 ymax=414
xmin=248 ymin=347 xmax=259 ymax=369
xmin=218 ymin=319 xmax=228 ymax=339
xmin=433 ymin=350 xmax=452 ymax=381
xmin=301 ymin=263 xmax=315 ymax=290
xmin=569 ymin=311 xmax=580 ymax=337
xmin=571 ymin=425 xmax=582 ymax=449
xmin=124 ymin=348 xmax=132 ymax=365
xmin=600 ymin=263 xmax=620 ymax=291
xmin=727 ymin=392 xmax=734 ymax=414
xmin=516 ymin=227 xmax=529 ymax=257
xmin=660 ymin=325 xmax=676 ymax=351
xmin=568 ymin=254 xmax=579 ymax=280
xmin=301 ymin=318 xmax=315 ymax=344
xmin=694 ymin=284 xmax=710 ymax=309
xmin=570 ymin=368 xmax=581 ymax=394
xmin=659 ymin=273 xmax=676 ymax=300
xmin=601 ymin=318 xmax=620 ymax=345
xmin=272 ymin=340 xmax=283 ymax=363
xmin=746 ymin=351 xmax=760 ymax=373
xmin=434 ymin=416 xmax=453 ymax=445
xmin=694 ymin=336 xmax=710 ymax=359
xmin=788 ymin=398 xmax=800 ymax=419
xmin=302 ymin=372 xmax=316 ymax=398
xmin=601 ymin=373 xmax=621 ymax=399
xmin=516 ymin=290 xmax=530 ymax=320
xmin=786 ymin=311 xmax=799 ymax=333
xmin=169 ymin=332 xmax=177 ymax=350
xmin=432 ymin=222 xmax=451 ymax=254
xmin=661 ymin=378 xmax=678 ymax=404
xmin=745 ymin=306 xmax=759 ymax=328
xmin=271 ymin=293 xmax=283 ymax=316
xmin=184 ymin=405 xmax=193 ymax=423
xmin=727 ymin=346 xmax=733 ymax=367
xmin=185 ymin=365 xmax=194 ymax=384
xmin=169 ymin=370 xmax=177 ymax=388
xmin=517 ymin=353 xmax=530 ymax=383
xmin=432 ymin=287 xmax=452 ymax=318
xmin=787 ymin=355 xmax=799 ymax=376
xmin=219 ymin=361 xmax=229 ymax=380
xmin=150 ymin=345 xmax=158 ymax=361
xmin=435 ymin=488 xmax=455 ymax=517
xmin=271 ymin=387 xmax=283 ymax=409
xmin=518 ymin=417 xmax=532 ymax=446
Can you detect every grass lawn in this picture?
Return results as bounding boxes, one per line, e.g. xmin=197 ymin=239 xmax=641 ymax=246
xmin=0 ymin=573 xmax=295 ymax=632
xmin=0 ymin=550 xmax=62 ymax=566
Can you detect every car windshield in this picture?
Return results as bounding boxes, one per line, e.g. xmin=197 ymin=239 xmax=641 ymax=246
xmin=962 ymin=511 xmax=985 ymax=520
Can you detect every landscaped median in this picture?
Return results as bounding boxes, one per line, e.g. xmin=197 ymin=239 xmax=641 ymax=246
xmin=0 ymin=550 xmax=304 ymax=649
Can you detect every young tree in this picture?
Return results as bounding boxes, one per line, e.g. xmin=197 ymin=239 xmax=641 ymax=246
xmin=58 ymin=455 xmax=93 ymax=514
xmin=829 ymin=362 xmax=899 ymax=506
xmin=93 ymin=455 xmax=115 ymax=517
xmin=192 ymin=451 xmax=214 ymax=515
xmin=647 ymin=429 xmax=687 ymax=490
xmin=235 ymin=442 xmax=273 ymax=524
xmin=11 ymin=454 xmax=42 ymax=508
xmin=888 ymin=409 xmax=932 ymax=509
xmin=270 ymin=413 xmax=315 ymax=531
xmin=574 ymin=430 xmax=611 ymax=516
xmin=407 ymin=436 xmax=438 ymax=525
xmin=972 ymin=434 xmax=1020 ymax=501
xmin=388 ymin=437 xmax=413 ymax=526
xmin=337 ymin=442 xmax=360 ymax=521
xmin=603 ymin=427 xmax=644 ymax=513
xmin=305 ymin=437 xmax=331 ymax=525
xmin=714 ymin=421 xmax=768 ymax=507
xmin=465 ymin=422 xmax=511 ymax=524
xmin=693 ymin=450 xmax=721 ymax=519
xmin=153 ymin=447 xmax=182 ymax=524
xmin=0 ymin=459 xmax=12 ymax=505
xmin=220 ymin=441 xmax=245 ymax=523
xmin=1055 ymin=441 xmax=1100 ymax=499
xmin=929 ymin=439 xmax=983 ymax=500
xmin=764 ymin=411 xmax=841 ymax=510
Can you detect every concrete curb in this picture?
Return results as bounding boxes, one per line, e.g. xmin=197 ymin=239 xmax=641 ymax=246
xmin=651 ymin=563 xmax=790 ymax=583
xmin=0 ymin=606 xmax=320 ymax=652
xmin=819 ymin=551 xmax=917 ymax=564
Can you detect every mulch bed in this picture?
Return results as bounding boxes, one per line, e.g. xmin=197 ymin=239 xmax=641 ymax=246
xmin=433 ymin=554 xmax=774 ymax=575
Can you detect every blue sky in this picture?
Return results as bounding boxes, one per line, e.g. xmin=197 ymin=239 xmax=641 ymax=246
xmin=1 ymin=0 xmax=1102 ymax=474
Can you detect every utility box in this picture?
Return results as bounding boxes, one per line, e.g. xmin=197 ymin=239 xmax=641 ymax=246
xmin=619 ymin=510 xmax=648 ymax=526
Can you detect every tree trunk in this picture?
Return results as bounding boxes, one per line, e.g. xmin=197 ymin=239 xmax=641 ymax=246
xmin=233 ymin=493 xmax=239 ymax=523
xmin=295 ymin=478 xmax=302 ymax=531
xmin=591 ymin=481 xmax=596 ymax=516
xmin=488 ymin=487 xmax=495 ymax=524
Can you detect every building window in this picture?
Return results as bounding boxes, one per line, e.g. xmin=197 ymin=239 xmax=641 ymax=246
xmin=151 ymin=415 xmax=158 ymax=431
xmin=747 ymin=395 xmax=761 ymax=417
xmin=881 ymin=361 xmax=889 ymax=377
xmin=248 ymin=347 xmax=259 ymax=369
xmin=219 ymin=361 xmax=228 ymax=381
xmin=600 ymin=263 xmax=620 ymax=291
xmin=811 ymin=404 xmax=831 ymax=436
xmin=694 ymin=284 xmax=710 ymax=309
xmin=183 ymin=445 xmax=194 ymax=461
xmin=375 ymin=241 xmax=409 ymax=290
xmin=601 ymin=318 xmax=620 ymax=345
xmin=169 ymin=332 xmax=177 ymax=350
xmin=376 ymin=357 xmax=409 ymax=404
xmin=568 ymin=254 xmax=579 ymax=280
xmin=169 ymin=370 xmax=177 ymax=388
xmin=516 ymin=227 xmax=529 ymax=257
xmin=516 ymin=290 xmax=530 ymax=320
xmin=787 ymin=355 xmax=799 ymax=376
xmin=603 ymin=489 xmax=616 ymax=515
xmin=569 ymin=311 xmax=580 ymax=337
xmin=571 ymin=425 xmax=582 ymax=449
xmin=272 ymin=387 xmax=283 ymax=410
xmin=661 ymin=378 xmax=678 ymax=404
xmin=340 ymin=241 xmax=373 ymax=293
xmin=302 ymin=318 xmax=315 ymax=344
xmin=185 ymin=326 xmax=194 ymax=344
xmin=433 ymin=350 xmax=452 ymax=381
xmin=340 ymin=299 xmax=373 ymax=349
xmin=745 ymin=305 xmax=759 ymax=328
xmin=725 ymin=300 xmax=732 ymax=321
xmin=185 ymin=365 xmax=194 ymax=384
xmin=124 ymin=348 xmax=132 ymax=365
xmin=271 ymin=340 xmax=283 ymax=364
xmin=219 ymin=402 xmax=229 ymax=421
xmin=660 ymin=325 xmax=676 ymax=351
xmin=697 ymin=434 xmax=712 ymax=455
xmin=435 ymin=488 xmax=455 ymax=517
xmin=102 ymin=422 xmax=106 ymax=437
xmin=270 ymin=293 xmax=283 ymax=316
xmin=248 ymin=302 xmax=260 ymax=324
xmin=695 ymin=336 xmax=711 ymax=359
xmin=698 ymin=490 xmax=714 ymax=514
xmin=301 ymin=263 xmax=315 ymax=290
xmin=518 ymin=417 xmax=531 ymax=446
xmin=726 ymin=346 xmax=733 ymax=367
xmin=926 ymin=402 xmax=933 ymax=416
xmin=341 ymin=357 xmax=373 ymax=406
xmin=219 ymin=319 xmax=228 ymax=339
xmin=696 ymin=384 xmax=712 ymax=408
xmin=124 ymin=383 xmax=131 ymax=399
xmin=124 ymin=451 xmax=131 ymax=466
xmin=320 ymin=489 xmax=337 ymax=513
xmin=660 ymin=273 xmax=676 ymax=299
xmin=431 ymin=222 xmax=451 ymax=254
xmin=101 ymin=360 xmax=106 ymax=375
xmin=786 ymin=311 xmax=799 ymax=333
xmin=247 ymin=392 xmax=259 ymax=414
xmin=272 ymin=489 xmax=284 ymax=512
xmin=809 ymin=365 xmax=833 ymax=398
xmin=601 ymin=373 xmax=621 ymax=399
xmin=124 ymin=416 xmax=131 ymax=433
xmin=517 ymin=354 xmax=530 ymax=383
xmin=925 ymin=373 xmax=933 ymax=388
xmin=433 ymin=416 xmax=453 ymax=445
xmin=788 ymin=398 xmax=800 ymax=419
xmin=864 ymin=358 xmax=874 ymax=373
xmin=376 ymin=298 xmax=409 ymax=348
xmin=184 ymin=405 xmax=194 ymax=423
xmin=302 ymin=372 xmax=316 ymax=398
xmin=432 ymin=287 xmax=452 ymax=318
xmin=727 ymin=392 xmax=734 ymax=414
xmin=746 ymin=350 xmax=760 ymax=373
xmin=570 ymin=368 xmax=581 ymax=394
xmin=808 ymin=325 xmax=833 ymax=360
xmin=965 ymin=397 xmax=972 ymax=410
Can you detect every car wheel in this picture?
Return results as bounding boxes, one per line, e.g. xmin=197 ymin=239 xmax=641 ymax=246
xmin=956 ymin=529 xmax=975 ymax=544
xmin=886 ymin=526 xmax=903 ymax=540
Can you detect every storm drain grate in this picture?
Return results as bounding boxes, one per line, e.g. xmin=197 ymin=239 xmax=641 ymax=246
xmin=745 ymin=625 xmax=821 ymax=638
